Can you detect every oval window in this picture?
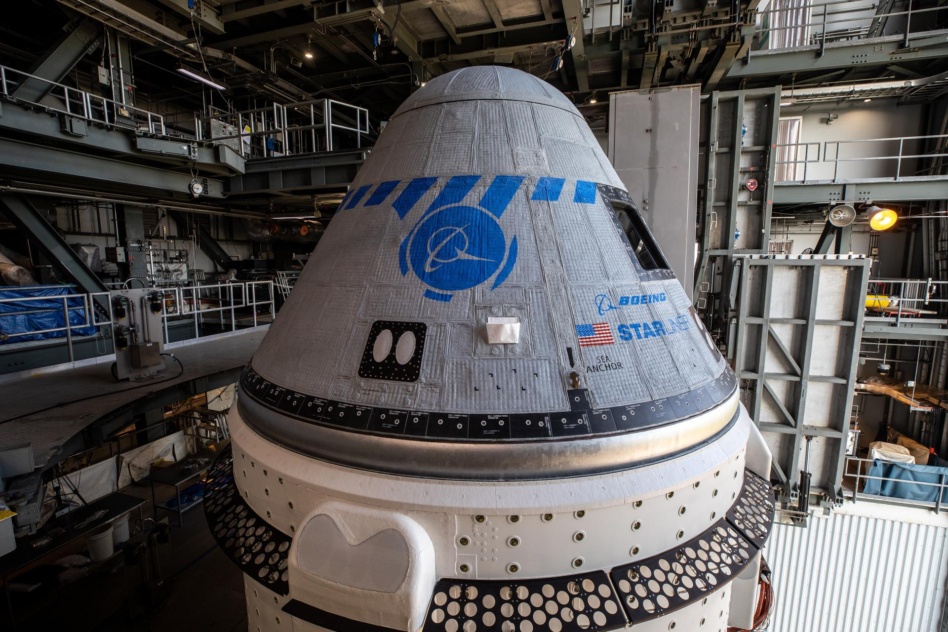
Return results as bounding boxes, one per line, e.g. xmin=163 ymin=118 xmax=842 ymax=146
xmin=373 ymin=329 xmax=394 ymax=363
xmin=395 ymin=331 xmax=416 ymax=365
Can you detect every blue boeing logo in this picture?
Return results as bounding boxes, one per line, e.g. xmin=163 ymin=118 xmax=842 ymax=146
xmin=398 ymin=175 xmax=522 ymax=302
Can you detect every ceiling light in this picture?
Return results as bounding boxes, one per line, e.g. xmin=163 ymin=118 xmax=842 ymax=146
xmin=866 ymin=205 xmax=898 ymax=231
xmin=588 ymin=94 xmax=598 ymax=104
xmin=863 ymin=98 xmax=872 ymax=102
xmin=177 ymin=66 xmax=227 ymax=91
xmin=304 ymin=51 xmax=314 ymax=59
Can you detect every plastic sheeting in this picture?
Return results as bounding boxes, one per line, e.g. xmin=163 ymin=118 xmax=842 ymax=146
xmin=864 ymin=460 xmax=948 ymax=503
xmin=0 ymin=285 xmax=98 ymax=344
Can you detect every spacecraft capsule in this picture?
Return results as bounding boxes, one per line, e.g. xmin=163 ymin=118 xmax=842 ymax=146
xmin=206 ymin=66 xmax=776 ymax=632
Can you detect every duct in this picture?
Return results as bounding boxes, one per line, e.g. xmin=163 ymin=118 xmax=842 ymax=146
xmin=0 ymin=251 xmax=35 ymax=286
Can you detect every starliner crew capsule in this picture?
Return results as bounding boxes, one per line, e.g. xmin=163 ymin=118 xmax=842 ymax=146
xmin=205 ymin=66 xmax=776 ymax=632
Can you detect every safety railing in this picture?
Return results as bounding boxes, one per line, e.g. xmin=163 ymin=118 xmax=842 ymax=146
xmin=0 ymin=64 xmax=165 ymax=135
xmin=775 ymin=134 xmax=948 ymax=183
xmin=159 ymin=281 xmax=275 ymax=344
xmin=0 ymin=282 xmax=274 ymax=367
xmin=195 ymin=97 xmax=370 ymax=159
xmin=774 ymin=141 xmax=821 ymax=182
xmin=0 ymin=290 xmax=113 ymax=362
xmin=845 ymin=456 xmax=947 ymax=512
xmin=757 ymin=0 xmax=947 ymax=52
xmin=865 ymin=278 xmax=948 ymax=324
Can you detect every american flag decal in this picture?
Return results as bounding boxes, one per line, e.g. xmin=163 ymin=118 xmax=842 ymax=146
xmin=576 ymin=322 xmax=614 ymax=347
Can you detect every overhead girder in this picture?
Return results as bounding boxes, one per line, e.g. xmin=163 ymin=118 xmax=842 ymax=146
xmin=0 ymin=194 xmax=108 ymax=293
xmin=0 ymin=102 xmax=244 ymax=176
xmin=154 ymin=0 xmax=225 ymax=34
xmin=419 ymin=22 xmax=567 ymax=64
xmin=14 ymin=18 xmax=101 ymax=103
xmin=0 ymin=137 xmax=226 ymax=199
xmin=726 ymin=33 xmax=948 ymax=80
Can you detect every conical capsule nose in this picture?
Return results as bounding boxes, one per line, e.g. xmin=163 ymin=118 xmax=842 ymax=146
xmin=243 ymin=66 xmax=736 ymax=479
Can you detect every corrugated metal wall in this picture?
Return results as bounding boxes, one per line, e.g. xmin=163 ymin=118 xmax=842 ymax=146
xmin=764 ymin=509 xmax=948 ymax=632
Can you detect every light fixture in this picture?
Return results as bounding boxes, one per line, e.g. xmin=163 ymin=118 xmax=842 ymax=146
xmin=588 ymin=93 xmax=598 ymax=104
xmin=304 ymin=51 xmax=314 ymax=59
xmin=866 ymin=205 xmax=898 ymax=231
xmin=305 ymin=36 xmax=314 ymax=59
xmin=177 ymin=66 xmax=227 ymax=91
xmin=863 ymin=98 xmax=872 ymax=103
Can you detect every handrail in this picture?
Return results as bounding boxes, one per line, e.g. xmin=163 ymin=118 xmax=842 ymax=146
xmin=0 ymin=291 xmax=112 ymax=362
xmin=195 ymin=97 xmax=370 ymax=158
xmin=865 ymin=278 xmax=948 ymax=325
xmin=0 ymin=64 xmax=165 ymax=135
xmin=845 ymin=456 xmax=946 ymax=513
xmin=757 ymin=0 xmax=945 ymax=51
xmin=0 ymin=282 xmax=274 ymax=367
xmin=775 ymin=134 xmax=948 ymax=183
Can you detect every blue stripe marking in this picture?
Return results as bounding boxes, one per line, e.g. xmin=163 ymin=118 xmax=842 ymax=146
xmin=426 ymin=175 xmax=481 ymax=213
xmin=342 ymin=185 xmax=371 ymax=210
xmin=479 ymin=176 xmax=524 ymax=218
xmin=338 ymin=190 xmax=353 ymax=210
xmin=424 ymin=290 xmax=453 ymax=302
xmin=393 ymin=178 xmax=438 ymax=219
xmin=365 ymin=180 xmax=400 ymax=207
xmin=574 ymin=180 xmax=597 ymax=204
xmin=491 ymin=236 xmax=518 ymax=290
xmin=531 ymin=177 xmax=566 ymax=201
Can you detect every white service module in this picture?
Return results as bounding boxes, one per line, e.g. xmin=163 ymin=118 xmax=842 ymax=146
xmin=205 ymin=66 xmax=776 ymax=632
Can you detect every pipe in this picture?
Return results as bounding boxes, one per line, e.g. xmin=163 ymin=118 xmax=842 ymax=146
xmin=0 ymin=251 xmax=35 ymax=285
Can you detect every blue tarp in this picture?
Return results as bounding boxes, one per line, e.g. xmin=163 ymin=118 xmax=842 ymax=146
xmin=0 ymin=285 xmax=98 ymax=344
xmin=864 ymin=459 xmax=948 ymax=504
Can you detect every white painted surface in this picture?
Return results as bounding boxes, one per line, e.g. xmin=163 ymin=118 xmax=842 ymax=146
xmin=764 ymin=505 xmax=948 ymax=632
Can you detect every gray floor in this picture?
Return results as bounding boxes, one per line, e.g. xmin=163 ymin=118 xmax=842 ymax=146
xmin=0 ymin=327 xmax=267 ymax=469
xmin=11 ymin=478 xmax=247 ymax=631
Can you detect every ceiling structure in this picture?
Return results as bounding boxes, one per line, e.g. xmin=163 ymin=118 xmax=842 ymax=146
xmin=1 ymin=0 xmax=947 ymax=215
xmin=6 ymin=1 xmax=944 ymax=119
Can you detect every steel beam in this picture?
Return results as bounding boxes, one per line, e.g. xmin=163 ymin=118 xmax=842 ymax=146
xmin=0 ymin=137 xmax=225 ymax=198
xmin=0 ymin=194 xmax=107 ymax=293
xmin=14 ymin=19 xmax=101 ymax=103
xmin=727 ymin=31 xmax=948 ymax=79
xmin=482 ymin=0 xmax=505 ymax=30
xmin=228 ymin=151 xmax=365 ymax=195
xmin=220 ymin=0 xmax=311 ymax=23
xmin=0 ymin=102 xmax=243 ymax=175
xmin=774 ymin=177 xmax=948 ymax=204
xmin=561 ymin=0 xmax=589 ymax=92
xmin=155 ymin=0 xmax=224 ymax=34
xmin=430 ymin=4 xmax=462 ymax=45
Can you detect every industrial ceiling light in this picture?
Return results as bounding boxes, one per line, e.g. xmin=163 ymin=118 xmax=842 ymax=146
xmin=588 ymin=93 xmax=598 ymax=104
xmin=304 ymin=50 xmax=314 ymax=59
xmin=866 ymin=205 xmax=898 ymax=231
xmin=304 ymin=35 xmax=314 ymax=59
xmin=177 ymin=66 xmax=227 ymax=91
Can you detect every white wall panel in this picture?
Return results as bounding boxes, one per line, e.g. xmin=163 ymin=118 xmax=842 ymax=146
xmin=764 ymin=504 xmax=948 ymax=632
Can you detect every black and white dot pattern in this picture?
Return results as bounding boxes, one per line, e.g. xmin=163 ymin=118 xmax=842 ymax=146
xmin=610 ymin=521 xmax=754 ymax=621
xmin=423 ymin=572 xmax=625 ymax=632
xmin=203 ymin=446 xmax=292 ymax=596
xmin=725 ymin=470 xmax=775 ymax=549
